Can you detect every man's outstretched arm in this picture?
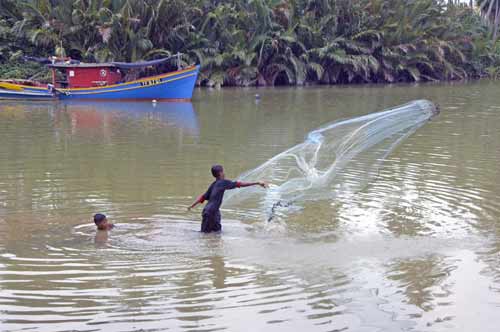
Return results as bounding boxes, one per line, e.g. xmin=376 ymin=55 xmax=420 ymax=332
xmin=188 ymin=194 xmax=205 ymax=211
xmin=237 ymin=181 xmax=267 ymax=188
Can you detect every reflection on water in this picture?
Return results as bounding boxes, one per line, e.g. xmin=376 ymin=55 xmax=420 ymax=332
xmin=61 ymin=100 xmax=199 ymax=135
xmin=1 ymin=83 xmax=500 ymax=331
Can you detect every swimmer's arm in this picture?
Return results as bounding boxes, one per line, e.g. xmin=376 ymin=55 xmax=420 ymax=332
xmin=188 ymin=194 xmax=205 ymax=211
xmin=237 ymin=181 xmax=267 ymax=188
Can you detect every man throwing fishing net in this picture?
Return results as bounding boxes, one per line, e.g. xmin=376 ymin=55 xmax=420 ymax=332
xmin=188 ymin=165 xmax=267 ymax=233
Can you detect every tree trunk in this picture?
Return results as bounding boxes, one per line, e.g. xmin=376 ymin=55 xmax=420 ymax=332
xmin=486 ymin=0 xmax=496 ymax=19
xmin=493 ymin=1 xmax=500 ymax=41
xmin=486 ymin=0 xmax=496 ymax=35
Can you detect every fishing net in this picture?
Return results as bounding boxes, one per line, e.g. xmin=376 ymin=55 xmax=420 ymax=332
xmin=223 ymin=99 xmax=438 ymax=220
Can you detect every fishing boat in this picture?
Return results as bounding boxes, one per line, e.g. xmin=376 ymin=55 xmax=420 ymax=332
xmin=0 ymin=80 xmax=54 ymax=99
xmin=0 ymin=88 xmax=54 ymax=100
xmin=0 ymin=55 xmax=199 ymax=101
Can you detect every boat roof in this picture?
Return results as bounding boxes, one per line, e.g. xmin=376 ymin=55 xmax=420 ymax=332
xmin=111 ymin=57 xmax=172 ymax=69
xmin=49 ymin=56 xmax=173 ymax=70
xmin=49 ymin=63 xmax=115 ymax=69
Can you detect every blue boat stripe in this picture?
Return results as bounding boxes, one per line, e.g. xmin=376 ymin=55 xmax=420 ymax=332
xmin=62 ymin=73 xmax=197 ymax=96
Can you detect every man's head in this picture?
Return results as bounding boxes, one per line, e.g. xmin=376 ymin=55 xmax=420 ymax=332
xmin=93 ymin=213 xmax=108 ymax=230
xmin=211 ymin=164 xmax=224 ymax=179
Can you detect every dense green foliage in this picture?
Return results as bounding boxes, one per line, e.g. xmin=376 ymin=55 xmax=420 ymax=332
xmin=1 ymin=0 xmax=500 ymax=86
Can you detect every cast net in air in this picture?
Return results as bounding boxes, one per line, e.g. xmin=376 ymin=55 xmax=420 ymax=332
xmin=223 ymin=99 xmax=438 ymax=221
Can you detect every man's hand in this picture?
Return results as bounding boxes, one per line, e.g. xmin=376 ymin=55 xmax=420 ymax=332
xmin=259 ymin=181 xmax=268 ymax=188
xmin=187 ymin=206 xmax=192 ymax=212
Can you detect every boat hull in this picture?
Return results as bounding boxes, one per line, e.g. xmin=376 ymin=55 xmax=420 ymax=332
xmin=59 ymin=65 xmax=199 ymax=100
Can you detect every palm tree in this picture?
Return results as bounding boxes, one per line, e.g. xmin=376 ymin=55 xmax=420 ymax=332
xmin=64 ymin=0 xmax=112 ymax=61
xmin=0 ymin=0 xmax=497 ymax=85
xmin=478 ymin=0 xmax=500 ymax=40
xmin=11 ymin=0 xmax=73 ymax=57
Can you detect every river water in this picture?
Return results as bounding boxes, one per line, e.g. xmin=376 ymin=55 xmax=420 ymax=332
xmin=0 ymin=82 xmax=499 ymax=331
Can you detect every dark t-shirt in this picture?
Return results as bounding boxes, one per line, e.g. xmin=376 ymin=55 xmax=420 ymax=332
xmin=202 ymin=179 xmax=239 ymax=214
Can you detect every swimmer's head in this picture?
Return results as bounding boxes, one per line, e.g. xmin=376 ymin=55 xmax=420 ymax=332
xmin=211 ymin=164 xmax=224 ymax=179
xmin=93 ymin=213 xmax=109 ymax=230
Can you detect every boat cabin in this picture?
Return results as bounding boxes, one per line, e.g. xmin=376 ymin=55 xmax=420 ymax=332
xmin=49 ymin=63 xmax=123 ymax=88
xmin=47 ymin=55 xmax=183 ymax=89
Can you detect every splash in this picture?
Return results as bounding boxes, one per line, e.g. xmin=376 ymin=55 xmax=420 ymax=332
xmin=224 ymin=100 xmax=438 ymax=220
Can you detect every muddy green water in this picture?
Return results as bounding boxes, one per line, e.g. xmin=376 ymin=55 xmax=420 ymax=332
xmin=0 ymin=82 xmax=499 ymax=332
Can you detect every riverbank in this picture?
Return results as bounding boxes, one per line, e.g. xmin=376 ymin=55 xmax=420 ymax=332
xmin=0 ymin=59 xmax=496 ymax=89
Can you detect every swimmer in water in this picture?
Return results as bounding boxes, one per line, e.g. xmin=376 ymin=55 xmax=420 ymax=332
xmin=93 ymin=213 xmax=114 ymax=231
xmin=188 ymin=165 xmax=267 ymax=233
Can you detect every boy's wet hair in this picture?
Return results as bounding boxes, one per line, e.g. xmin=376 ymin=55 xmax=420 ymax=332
xmin=211 ymin=165 xmax=223 ymax=178
xmin=94 ymin=213 xmax=107 ymax=225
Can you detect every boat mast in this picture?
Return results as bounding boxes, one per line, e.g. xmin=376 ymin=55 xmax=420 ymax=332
xmin=51 ymin=69 xmax=56 ymax=86
xmin=176 ymin=52 xmax=181 ymax=70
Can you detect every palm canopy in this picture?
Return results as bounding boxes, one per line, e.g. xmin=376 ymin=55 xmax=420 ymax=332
xmin=0 ymin=0 xmax=498 ymax=85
